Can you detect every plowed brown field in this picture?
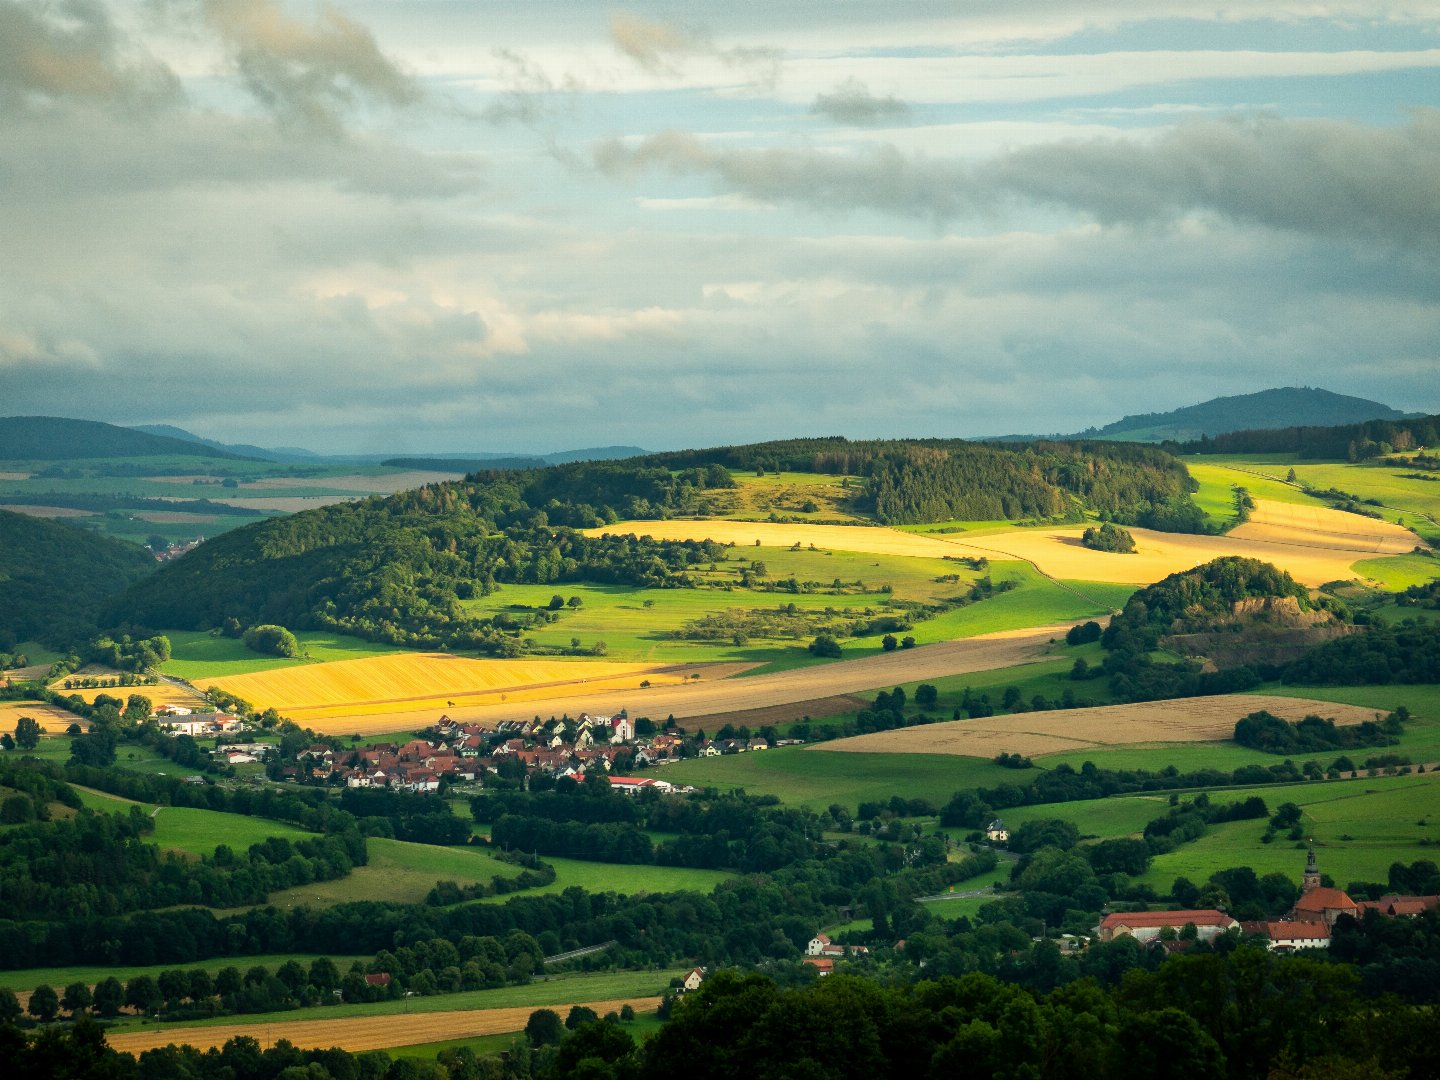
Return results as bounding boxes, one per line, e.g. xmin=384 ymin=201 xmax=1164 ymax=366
xmin=815 ymin=694 xmax=1387 ymax=758
xmin=105 ymin=996 xmax=661 ymax=1055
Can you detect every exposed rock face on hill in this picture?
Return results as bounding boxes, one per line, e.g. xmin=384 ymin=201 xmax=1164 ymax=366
xmin=1162 ymin=595 xmax=1359 ymax=669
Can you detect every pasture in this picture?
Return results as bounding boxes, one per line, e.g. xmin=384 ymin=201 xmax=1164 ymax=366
xmin=248 ymin=837 xmax=732 ymax=911
xmin=161 ymin=629 xmax=412 ymax=681
xmin=460 ymin=554 xmax=1123 ymax=666
xmin=1138 ymin=772 xmax=1440 ymax=891
xmin=658 ymin=744 xmax=1027 ymax=812
xmin=74 ymin=787 xmax=318 ymax=855
xmin=812 ymin=694 xmax=1386 ymax=760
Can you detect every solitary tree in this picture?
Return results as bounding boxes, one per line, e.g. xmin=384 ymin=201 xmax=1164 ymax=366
xmin=525 ymin=1008 xmax=564 ymax=1046
xmin=14 ymin=715 xmax=41 ymax=751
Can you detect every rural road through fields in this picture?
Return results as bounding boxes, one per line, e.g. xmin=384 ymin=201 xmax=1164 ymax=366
xmin=307 ymin=625 xmax=1070 ymax=734
xmin=104 ymin=996 xmax=661 ymax=1055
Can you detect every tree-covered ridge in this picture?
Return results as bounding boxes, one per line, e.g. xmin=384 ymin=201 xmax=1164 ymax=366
xmin=1180 ymin=412 xmax=1440 ymax=460
xmin=1079 ymin=386 xmax=1412 ymax=442
xmin=654 ymin=435 xmax=1200 ymax=527
xmin=1104 ymin=557 xmax=1314 ymax=645
xmin=0 ymin=416 xmax=250 ymax=461
xmin=107 ymin=437 xmax=1202 ymax=650
xmin=0 ymin=510 xmax=156 ymax=648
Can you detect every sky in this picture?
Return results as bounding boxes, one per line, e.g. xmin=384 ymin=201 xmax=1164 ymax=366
xmin=2 ymin=1 xmax=1438 ymax=455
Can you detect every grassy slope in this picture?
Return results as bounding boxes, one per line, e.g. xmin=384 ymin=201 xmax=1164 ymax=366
xmin=658 ymin=745 xmax=1029 ymax=813
xmin=1138 ymin=772 xmax=1440 ymax=891
xmin=75 ymin=787 xmax=318 ymax=854
xmin=160 ymin=629 xmax=410 ymax=681
xmin=460 ymin=552 xmax=1124 ymax=666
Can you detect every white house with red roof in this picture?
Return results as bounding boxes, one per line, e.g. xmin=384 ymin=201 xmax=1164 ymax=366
xmin=1096 ymin=909 xmax=1239 ymax=944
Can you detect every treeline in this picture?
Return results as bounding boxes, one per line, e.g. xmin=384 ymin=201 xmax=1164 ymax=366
xmin=1180 ymin=412 xmax=1440 ymax=460
xmin=1234 ymin=708 xmax=1404 ymax=755
xmin=0 ymin=807 xmax=364 ymax=919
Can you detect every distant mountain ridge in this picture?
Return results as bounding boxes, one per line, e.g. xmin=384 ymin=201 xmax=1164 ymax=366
xmin=0 ymin=417 xmax=250 ymax=461
xmin=131 ymin=423 xmax=647 ymax=467
xmin=1075 ymin=387 xmax=1416 ymax=443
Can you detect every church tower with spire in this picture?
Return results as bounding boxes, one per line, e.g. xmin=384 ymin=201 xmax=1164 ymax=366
xmin=1303 ymin=845 xmax=1321 ymax=891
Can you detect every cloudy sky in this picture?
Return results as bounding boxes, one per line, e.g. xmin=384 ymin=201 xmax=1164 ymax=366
xmin=3 ymin=1 xmax=1438 ymax=454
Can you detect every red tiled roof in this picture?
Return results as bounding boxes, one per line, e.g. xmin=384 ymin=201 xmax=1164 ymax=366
xmin=1099 ymin=909 xmax=1233 ymax=929
xmin=1294 ymin=887 xmax=1357 ymax=912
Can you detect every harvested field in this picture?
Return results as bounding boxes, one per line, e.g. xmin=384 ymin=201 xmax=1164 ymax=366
xmin=0 ymin=701 xmax=86 ymax=734
xmin=1231 ymin=499 xmax=1420 ymax=555
xmin=815 ymin=694 xmax=1388 ymax=759
xmin=0 ymin=471 xmax=32 ymax=480
xmin=202 ymin=495 xmax=362 ymax=512
xmin=104 ymin=996 xmax=661 ymax=1056
xmin=129 ymin=510 xmax=221 ymax=523
xmin=308 ymin=626 xmax=1065 ymax=735
xmin=48 ymin=669 xmax=210 ymax=711
xmin=194 ymin=654 xmax=692 ymax=722
xmin=0 ymin=504 xmax=93 ymax=518
xmin=248 ymin=470 xmax=463 ymax=492
xmin=594 ymin=515 xmax=1413 ymax=588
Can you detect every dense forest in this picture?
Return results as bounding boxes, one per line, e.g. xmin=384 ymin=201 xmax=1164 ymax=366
xmin=106 ymin=438 xmax=1205 ymax=653
xmin=0 ymin=510 xmax=156 ymax=648
xmin=1179 ymin=412 xmax=1440 ymax=460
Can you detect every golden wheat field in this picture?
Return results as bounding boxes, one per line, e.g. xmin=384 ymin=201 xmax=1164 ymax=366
xmin=815 ymin=694 xmax=1387 ymax=759
xmin=103 ymin=996 xmax=661 ymax=1056
xmin=194 ymin=654 xmax=689 ymax=722
xmin=1231 ymin=500 xmax=1419 ymax=555
xmin=590 ymin=505 xmax=1420 ymax=588
xmin=0 ymin=700 xmax=88 ymax=734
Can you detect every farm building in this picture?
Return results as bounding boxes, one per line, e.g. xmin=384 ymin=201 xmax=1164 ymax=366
xmin=1096 ymin=910 xmax=1239 ymax=944
xmin=985 ymin=818 xmax=1009 ymax=843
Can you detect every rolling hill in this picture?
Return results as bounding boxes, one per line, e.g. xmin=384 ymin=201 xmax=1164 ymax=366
xmin=0 ymin=416 xmax=250 ymax=462
xmin=0 ymin=509 xmax=157 ymax=647
xmin=1074 ymin=387 xmax=1414 ymax=443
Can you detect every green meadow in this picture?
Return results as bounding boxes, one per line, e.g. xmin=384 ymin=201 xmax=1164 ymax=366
xmin=459 ymin=551 xmax=1122 ymax=665
xmin=1138 ymin=772 xmax=1440 ymax=891
xmin=658 ymin=745 xmax=1027 ymax=813
xmin=74 ymin=787 xmax=318 ymax=854
xmin=160 ymin=629 xmax=410 ymax=681
xmin=1351 ymin=553 xmax=1440 ymax=590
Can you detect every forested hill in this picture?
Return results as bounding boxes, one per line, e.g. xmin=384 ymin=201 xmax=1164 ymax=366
xmin=1074 ymin=387 xmax=1413 ymax=443
xmin=109 ymin=438 xmax=1203 ymax=651
xmin=0 ymin=416 xmax=250 ymax=461
xmin=1179 ymin=412 xmax=1440 ymax=460
xmin=0 ymin=510 xmax=156 ymax=647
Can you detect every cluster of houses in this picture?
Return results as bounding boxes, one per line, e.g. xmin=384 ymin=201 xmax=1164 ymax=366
xmin=156 ymin=706 xmax=243 ymax=738
xmin=802 ymin=933 xmax=871 ymax=976
xmin=1096 ymin=848 xmax=1438 ymax=952
xmin=268 ymin=710 xmax=728 ymax=793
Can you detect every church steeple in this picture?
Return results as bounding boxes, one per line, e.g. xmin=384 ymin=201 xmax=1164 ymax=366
xmin=1302 ymin=845 xmax=1321 ymax=891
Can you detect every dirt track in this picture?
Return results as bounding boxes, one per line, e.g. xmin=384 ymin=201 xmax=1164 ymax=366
xmin=299 ymin=626 xmax=1068 ymax=735
xmin=104 ymin=996 xmax=661 ymax=1055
